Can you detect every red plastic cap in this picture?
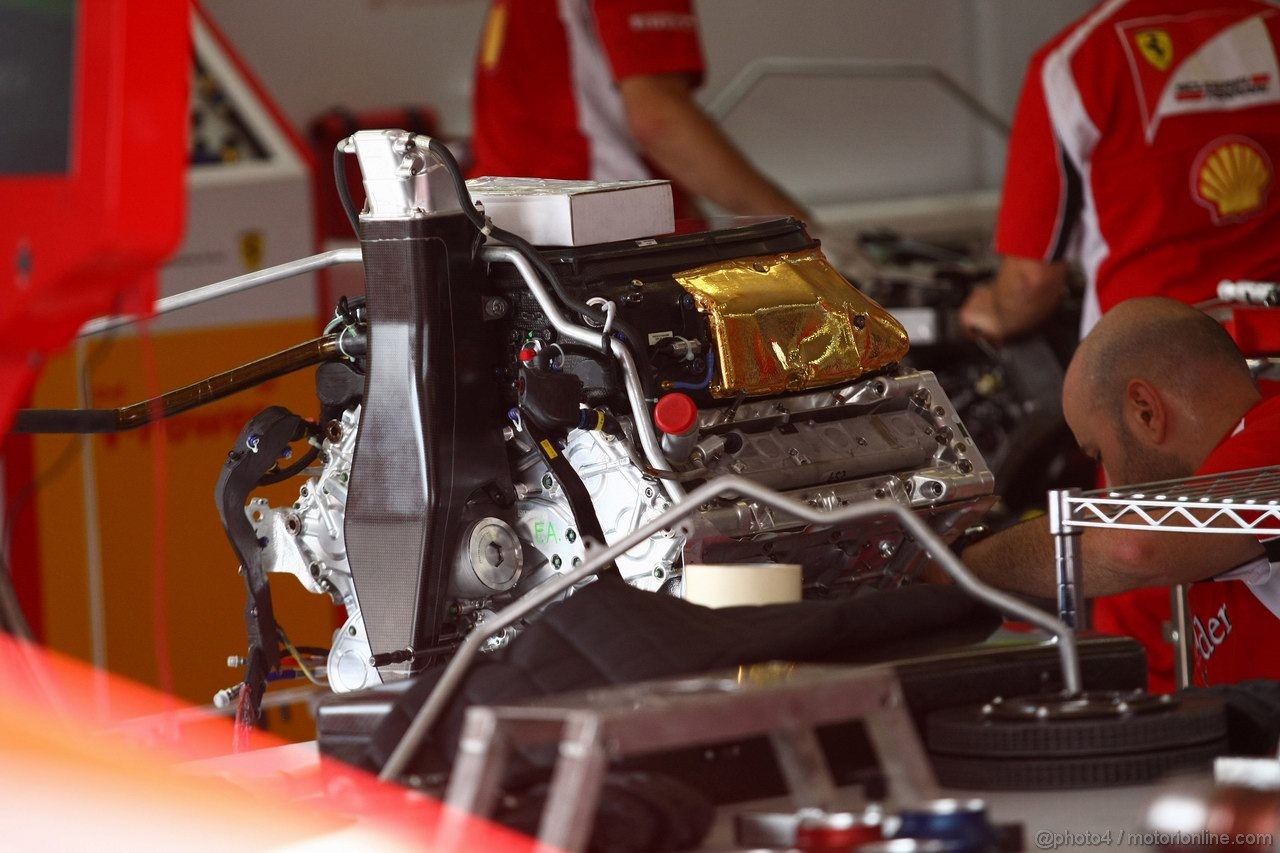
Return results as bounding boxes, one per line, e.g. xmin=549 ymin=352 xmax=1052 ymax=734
xmin=518 ymin=346 xmax=538 ymax=363
xmin=654 ymin=393 xmax=699 ymax=435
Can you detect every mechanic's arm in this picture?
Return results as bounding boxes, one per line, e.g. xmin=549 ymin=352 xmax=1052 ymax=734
xmin=959 ymin=256 xmax=1069 ymax=343
xmin=619 ymin=73 xmax=809 ymax=221
xmin=959 ymin=515 xmax=1265 ymax=598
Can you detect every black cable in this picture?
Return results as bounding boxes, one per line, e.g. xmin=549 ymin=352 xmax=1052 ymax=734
xmin=423 ymin=137 xmax=658 ymax=399
xmin=334 ymin=144 xmax=361 ymax=238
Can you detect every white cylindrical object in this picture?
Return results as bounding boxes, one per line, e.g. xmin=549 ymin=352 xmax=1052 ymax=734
xmin=683 ymin=563 xmax=803 ymax=608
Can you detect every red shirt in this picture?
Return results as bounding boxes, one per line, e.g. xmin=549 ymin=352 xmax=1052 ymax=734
xmin=469 ymin=0 xmax=705 ymax=182
xmin=1185 ymin=393 xmax=1280 ymax=686
xmin=997 ymin=0 xmax=1280 ymax=336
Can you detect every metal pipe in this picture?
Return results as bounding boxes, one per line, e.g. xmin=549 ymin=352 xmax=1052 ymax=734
xmin=378 ymin=474 xmax=1080 ymax=781
xmin=1049 ymin=488 xmax=1087 ymax=632
xmin=610 ymin=339 xmax=684 ymax=499
xmin=480 ymin=245 xmax=682 ymax=497
xmin=78 ymin=248 xmax=363 ymax=338
xmin=705 ymin=57 xmax=1011 ymax=137
xmin=480 ymin=246 xmax=605 ymax=351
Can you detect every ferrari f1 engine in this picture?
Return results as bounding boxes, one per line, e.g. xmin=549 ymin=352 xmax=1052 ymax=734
xmin=229 ymin=131 xmax=995 ymax=696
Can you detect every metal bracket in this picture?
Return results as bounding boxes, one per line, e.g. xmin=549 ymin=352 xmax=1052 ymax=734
xmin=439 ymin=665 xmax=937 ymax=853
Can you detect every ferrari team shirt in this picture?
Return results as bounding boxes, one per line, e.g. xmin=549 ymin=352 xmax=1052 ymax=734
xmin=996 ymin=0 xmax=1280 ymax=336
xmin=1187 ymin=393 xmax=1280 ymax=686
xmin=468 ymin=0 xmax=705 ymax=181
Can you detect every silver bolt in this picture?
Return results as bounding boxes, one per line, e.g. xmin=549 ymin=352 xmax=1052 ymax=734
xmin=878 ymin=540 xmax=897 ymax=558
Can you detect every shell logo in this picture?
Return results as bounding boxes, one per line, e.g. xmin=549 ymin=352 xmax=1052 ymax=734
xmin=1192 ymin=136 xmax=1273 ymax=223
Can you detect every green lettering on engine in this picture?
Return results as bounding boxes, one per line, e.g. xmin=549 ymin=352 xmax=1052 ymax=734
xmin=533 ymin=520 xmax=560 ymax=544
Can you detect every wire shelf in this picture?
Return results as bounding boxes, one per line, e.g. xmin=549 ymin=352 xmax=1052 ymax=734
xmin=1057 ymin=465 xmax=1280 ymax=534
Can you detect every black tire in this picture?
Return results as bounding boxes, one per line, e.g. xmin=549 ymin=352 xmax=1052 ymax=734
xmin=931 ymin=739 xmax=1227 ymax=790
xmin=926 ymin=695 xmax=1227 ymax=758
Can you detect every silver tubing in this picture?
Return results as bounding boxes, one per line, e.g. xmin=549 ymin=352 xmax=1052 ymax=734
xmin=1218 ymin=279 xmax=1280 ymax=306
xmin=378 ymin=474 xmax=1080 ymax=781
xmin=1049 ymin=488 xmax=1087 ymax=632
xmin=479 ymin=246 xmax=604 ymax=351
xmin=706 ymin=57 xmax=1011 ymax=138
xmin=77 ymin=248 xmax=364 ymax=338
xmin=609 ymin=338 xmax=684 ymax=500
xmin=479 ymin=245 xmax=682 ymax=495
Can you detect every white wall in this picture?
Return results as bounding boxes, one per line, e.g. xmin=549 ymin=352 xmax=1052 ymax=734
xmin=202 ymin=0 xmax=1098 ymax=205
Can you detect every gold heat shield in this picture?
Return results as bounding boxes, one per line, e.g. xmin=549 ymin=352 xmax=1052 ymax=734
xmin=674 ymin=250 xmax=909 ymax=398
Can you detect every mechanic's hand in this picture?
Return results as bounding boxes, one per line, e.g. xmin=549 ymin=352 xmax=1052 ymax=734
xmin=958 ymin=284 xmax=1005 ymax=344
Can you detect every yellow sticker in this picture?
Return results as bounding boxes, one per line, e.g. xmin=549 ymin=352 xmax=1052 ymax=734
xmin=481 ymin=3 xmax=507 ymax=71
xmin=1136 ymin=29 xmax=1173 ymax=72
xmin=539 ymin=439 xmax=558 ymax=459
xmin=238 ymin=230 xmax=265 ymax=271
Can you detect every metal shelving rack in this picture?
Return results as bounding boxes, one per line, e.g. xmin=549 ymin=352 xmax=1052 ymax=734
xmin=1049 ymin=464 xmax=1280 ymax=686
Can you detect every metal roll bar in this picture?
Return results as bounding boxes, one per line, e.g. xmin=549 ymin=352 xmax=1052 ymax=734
xmin=705 ymin=57 xmax=1011 ymax=138
xmin=78 ymin=247 xmax=363 ymax=338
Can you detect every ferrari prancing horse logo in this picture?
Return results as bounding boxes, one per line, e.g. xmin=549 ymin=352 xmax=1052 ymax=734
xmin=1136 ymin=29 xmax=1174 ymax=71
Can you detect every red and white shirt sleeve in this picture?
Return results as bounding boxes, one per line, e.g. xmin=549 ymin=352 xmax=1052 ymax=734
xmin=592 ymin=0 xmax=705 ymax=84
xmin=994 ymin=44 xmax=1082 ymax=266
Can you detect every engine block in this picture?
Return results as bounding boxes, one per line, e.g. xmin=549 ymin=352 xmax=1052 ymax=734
xmin=220 ymin=132 xmax=998 ymax=695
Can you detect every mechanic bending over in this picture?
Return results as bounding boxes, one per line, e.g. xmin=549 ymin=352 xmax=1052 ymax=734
xmin=957 ymin=0 xmax=1280 ymax=693
xmin=956 ymin=298 xmax=1280 ymax=688
xmin=468 ymin=0 xmax=808 ymax=221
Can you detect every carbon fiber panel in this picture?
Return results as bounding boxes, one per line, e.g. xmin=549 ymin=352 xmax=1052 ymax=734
xmin=346 ymin=213 xmax=508 ymax=667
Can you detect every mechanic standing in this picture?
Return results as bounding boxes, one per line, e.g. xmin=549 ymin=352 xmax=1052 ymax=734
xmin=467 ymin=0 xmax=808 ymax=221
xmin=959 ymin=0 xmax=1280 ymax=692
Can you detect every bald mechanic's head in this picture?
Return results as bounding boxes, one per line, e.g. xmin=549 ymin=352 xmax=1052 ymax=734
xmin=1062 ymin=298 xmax=1259 ymax=487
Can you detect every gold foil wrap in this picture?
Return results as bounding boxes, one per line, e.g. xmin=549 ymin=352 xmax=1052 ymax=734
xmin=674 ymin=250 xmax=909 ymax=398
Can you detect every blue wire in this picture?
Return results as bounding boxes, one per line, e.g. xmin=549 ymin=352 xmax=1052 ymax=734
xmin=670 ymin=346 xmax=716 ymax=391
